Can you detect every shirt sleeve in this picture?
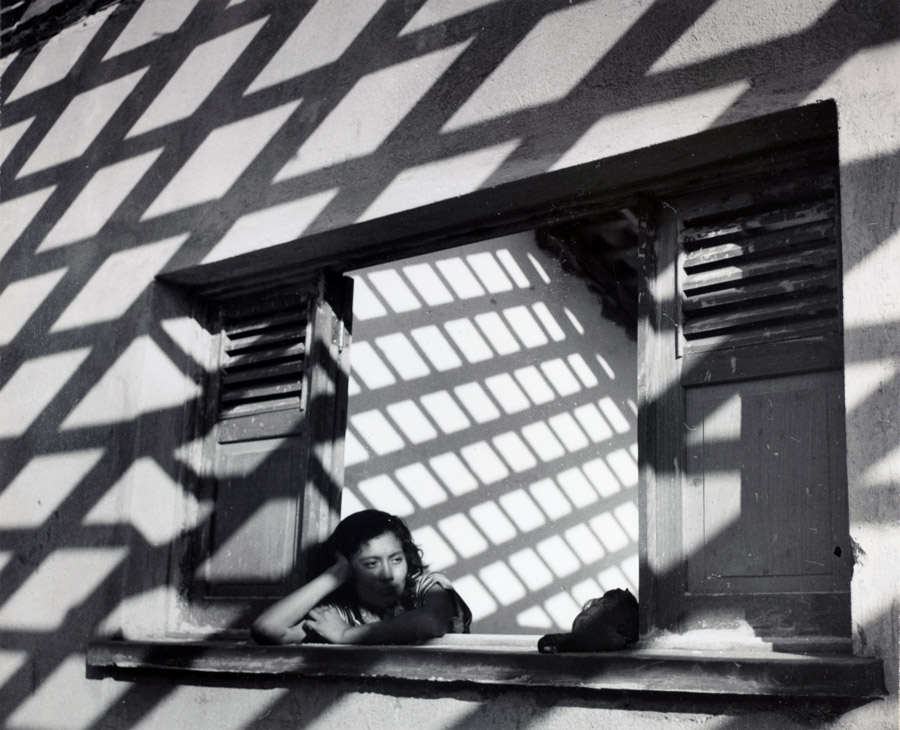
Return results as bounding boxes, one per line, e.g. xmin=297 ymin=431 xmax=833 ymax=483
xmin=414 ymin=572 xmax=473 ymax=633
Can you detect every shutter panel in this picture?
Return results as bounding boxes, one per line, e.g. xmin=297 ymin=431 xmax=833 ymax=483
xmin=678 ymin=175 xmax=842 ymax=375
xmin=193 ymin=274 xmax=353 ymax=616
xmin=640 ymin=156 xmax=851 ymax=640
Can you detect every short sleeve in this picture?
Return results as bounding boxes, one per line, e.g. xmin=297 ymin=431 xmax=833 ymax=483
xmin=414 ymin=572 xmax=473 ymax=633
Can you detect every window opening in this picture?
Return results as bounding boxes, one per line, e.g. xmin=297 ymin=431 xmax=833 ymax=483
xmin=343 ymin=218 xmax=639 ymax=634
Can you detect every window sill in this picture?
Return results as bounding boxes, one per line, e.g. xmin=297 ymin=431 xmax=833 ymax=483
xmin=86 ymin=635 xmax=885 ymax=700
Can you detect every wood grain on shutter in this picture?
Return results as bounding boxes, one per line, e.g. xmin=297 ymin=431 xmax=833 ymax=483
xmin=203 ymin=439 xmax=303 ymax=596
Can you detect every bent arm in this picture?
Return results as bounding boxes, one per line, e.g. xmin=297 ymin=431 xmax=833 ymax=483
xmin=251 ymin=560 xmax=350 ymax=645
xmin=338 ymin=586 xmax=455 ymax=645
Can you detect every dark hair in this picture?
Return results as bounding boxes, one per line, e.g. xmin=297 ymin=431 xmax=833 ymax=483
xmin=326 ymin=510 xmax=425 ymax=605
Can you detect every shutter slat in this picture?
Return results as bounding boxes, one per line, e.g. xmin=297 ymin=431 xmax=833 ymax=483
xmin=224 ymin=311 xmax=306 ymax=337
xmin=682 ymin=270 xmax=836 ymax=313
xmin=682 ymin=200 xmax=833 ymax=248
xmin=216 ymin=298 xmax=311 ymax=418
xmin=222 ymin=360 xmax=304 ymax=386
xmin=682 ymin=245 xmax=836 ymax=292
xmin=219 ymin=396 xmax=301 ymax=419
xmin=682 ymin=292 xmax=838 ymax=338
xmin=677 ymin=172 xmax=839 ymax=355
xmin=221 ymin=380 xmax=303 ymax=404
xmin=224 ymin=342 xmax=306 ymax=370
xmin=683 ymin=222 xmax=832 ymax=269
xmin=683 ymin=317 xmax=838 ymax=355
xmin=225 ymin=327 xmax=305 ymax=353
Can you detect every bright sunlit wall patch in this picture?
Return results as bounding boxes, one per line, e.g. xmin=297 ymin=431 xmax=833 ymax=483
xmin=386 ymin=400 xmax=438 ymax=444
xmin=395 ymin=463 xmax=447 ymax=508
xmin=0 ymin=187 xmax=57 ymax=264
xmin=203 ymin=190 xmax=339 ymax=263
xmin=359 ymin=141 xmax=520 ymax=222
xmin=6 ymin=653 xmax=130 ymax=730
xmin=0 ymin=268 xmax=67 ymax=347
xmin=17 ymin=70 xmax=148 ymax=178
xmin=0 ymin=548 xmax=127 ymax=631
xmin=127 ymin=18 xmax=268 ymax=138
xmin=59 ymin=337 xmax=199 ymax=430
xmin=0 ymin=349 xmax=91 ymax=439
xmin=0 ymin=118 xmax=34 ymax=170
xmin=442 ymin=0 xmax=647 ymax=131
xmin=399 ymin=0 xmax=504 ymax=35
xmin=83 ymin=457 xmax=211 ymax=546
xmin=6 ymin=5 xmax=116 ymax=102
xmin=411 ymin=325 xmax=463 ymax=371
xmin=142 ymin=101 xmax=301 ymax=219
xmin=375 ymin=333 xmax=430 ymax=380
xmin=357 ymin=474 xmax=416 ymax=516
xmin=104 ymin=0 xmax=203 ymax=59
xmin=0 ymin=449 xmax=104 ymax=529
xmin=648 ymin=0 xmax=840 ymax=74
xmin=51 ymin=236 xmax=184 ymax=331
xmin=275 ymin=41 xmax=472 ymax=181
xmin=0 ymin=650 xmax=28 ymax=693
xmin=480 ymin=561 xmax=527 ymax=606
xmin=551 ymin=82 xmax=751 ymax=172
xmin=246 ymin=0 xmax=387 ymax=93
xmin=38 ymin=150 xmax=164 ymax=251
xmin=403 ymin=263 xmax=454 ymax=306
xmin=350 ymin=409 xmax=405 ymax=455
xmin=367 ymin=270 xmax=422 ymax=313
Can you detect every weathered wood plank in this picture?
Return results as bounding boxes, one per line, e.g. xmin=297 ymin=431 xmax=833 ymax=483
xmin=681 ymin=337 xmax=841 ymax=385
xmin=225 ymin=327 xmax=306 ymax=353
xmin=85 ymin=639 xmax=886 ymax=699
xmin=681 ymin=200 xmax=833 ymax=246
xmin=681 ymin=270 xmax=836 ymax=313
xmin=220 ymin=380 xmax=302 ymax=404
xmin=682 ymin=223 xmax=832 ymax=269
xmin=682 ymin=246 xmax=836 ymax=291
xmin=222 ymin=360 xmax=304 ymax=387
xmin=681 ymin=292 xmax=837 ymax=337
xmin=217 ymin=407 xmax=304 ymax=443
xmin=224 ymin=342 xmax=306 ymax=369
xmin=681 ymin=318 xmax=838 ymax=356
xmin=225 ymin=312 xmax=308 ymax=337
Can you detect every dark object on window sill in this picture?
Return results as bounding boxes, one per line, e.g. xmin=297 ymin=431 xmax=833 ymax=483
xmin=538 ymin=588 xmax=639 ymax=653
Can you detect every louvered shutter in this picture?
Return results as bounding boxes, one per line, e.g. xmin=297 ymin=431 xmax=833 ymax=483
xmin=640 ymin=157 xmax=851 ymax=639
xmin=193 ymin=273 xmax=353 ymax=615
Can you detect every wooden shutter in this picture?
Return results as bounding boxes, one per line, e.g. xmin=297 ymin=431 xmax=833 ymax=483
xmin=191 ymin=273 xmax=353 ymax=622
xmin=639 ymin=155 xmax=850 ymax=639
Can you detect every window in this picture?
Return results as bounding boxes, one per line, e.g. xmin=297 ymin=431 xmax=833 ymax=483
xmin=151 ymin=102 xmax=848 ymax=642
xmin=88 ymin=102 xmax=886 ymax=699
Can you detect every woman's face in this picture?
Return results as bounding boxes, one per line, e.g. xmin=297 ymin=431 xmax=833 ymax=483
xmin=350 ymin=531 xmax=408 ymax=610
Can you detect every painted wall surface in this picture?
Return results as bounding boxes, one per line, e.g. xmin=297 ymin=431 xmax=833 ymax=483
xmin=0 ymin=1 xmax=897 ymax=729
